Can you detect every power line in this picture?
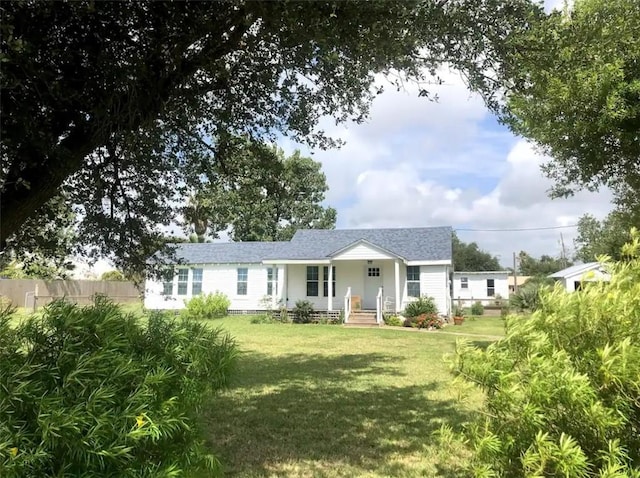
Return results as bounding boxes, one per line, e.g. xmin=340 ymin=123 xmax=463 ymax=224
xmin=455 ymin=224 xmax=578 ymax=232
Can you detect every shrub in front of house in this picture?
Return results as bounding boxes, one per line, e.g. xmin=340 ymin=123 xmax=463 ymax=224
xmin=292 ymin=300 xmax=314 ymax=323
xmin=448 ymin=231 xmax=640 ymax=476
xmin=181 ymin=291 xmax=230 ymax=320
xmin=403 ymin=296 xmax=438 ymax=318
xmin=404 ymin=313 xmax=443 ymax=329
xmin=0 ymin=297 xmax=237 ymax=477
xmin=470 ymin=301 xmax=484 ymax=316
xmin=383 ymin=314 xmax=403 ymax=327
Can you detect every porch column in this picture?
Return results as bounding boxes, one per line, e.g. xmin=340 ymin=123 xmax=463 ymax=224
xmin=271 ymin=266 xmax=277 ymax=308
xmin=327 ymin=262 xmax=333 ymax=311
xmin=282 ymin=265 xmax=288 ymax=309
xmin=394 ymin=260 xmax=401 ymax=313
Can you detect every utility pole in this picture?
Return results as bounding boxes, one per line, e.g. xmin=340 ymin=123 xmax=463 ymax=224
xmin=560 ymin=233 xmax=567 ymax=268
xmin=512 ymin=252 xmax=518 ymax=294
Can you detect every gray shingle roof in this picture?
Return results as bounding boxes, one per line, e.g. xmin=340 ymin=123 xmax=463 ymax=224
xmin=167 ymin=241 xmax=291 ymax=264
xmin=267 ymin=226 xmax=452 ymax=261
xmin=166 ymin=226 xmax=452 ymax=264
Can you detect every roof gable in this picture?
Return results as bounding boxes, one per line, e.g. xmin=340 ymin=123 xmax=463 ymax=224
xmin=329 ymin=239 xmax=400 ymax=260
xmin=549 ymin=262 xmax=604 ymax=279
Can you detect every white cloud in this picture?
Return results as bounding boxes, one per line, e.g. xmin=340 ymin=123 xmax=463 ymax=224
xmin=339 ymin=140 xmax=612 ymax=265
xmin=544 ymin=0 xmax=574 ymax=12
xmin=280 ymin=28 xmax=612 ymax=267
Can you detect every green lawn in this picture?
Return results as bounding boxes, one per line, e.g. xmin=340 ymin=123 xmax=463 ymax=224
xmin=5 ymin=305 xmax=507 ymax=476
xmin=449 ymin=316 xmax=507 ymax=337
xmin=202 ymin=317 xmax=505 ymax=477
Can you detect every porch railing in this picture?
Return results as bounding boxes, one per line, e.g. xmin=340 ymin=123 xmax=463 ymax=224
xmin=344 ymin=287 xmax=352 ymax=323
xmin=376 ymin=287 xmax=384 ymax=324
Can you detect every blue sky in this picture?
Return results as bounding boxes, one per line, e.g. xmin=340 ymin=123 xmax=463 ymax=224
xmin=277 ymin=0 xmax=612 ymax=267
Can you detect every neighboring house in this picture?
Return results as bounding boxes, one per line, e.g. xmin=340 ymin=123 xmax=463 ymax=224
xmin=508 ymin=275 xmax=532 ymax=293
xmin=549 ymin=262 xmax=610 ymax=292
xmin=144 ymin=226 xmax=453 ymax=320
xmin=452 ymin=271 xmax=509 ymax=306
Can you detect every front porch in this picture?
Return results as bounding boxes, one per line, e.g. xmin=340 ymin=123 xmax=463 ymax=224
xmin=264 ymin=258 xmax=406 ymax=326
xmin=263 ymin=238 xmax=452 ymax=323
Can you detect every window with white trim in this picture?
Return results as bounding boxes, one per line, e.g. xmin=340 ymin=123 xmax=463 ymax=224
xmin=191 ymin=268 xmax=203 ymax=295
xmin=367 ymin=267 xmax=380 ymax=277
xmin=323 ymin=266 xmax=336 ymax=297
xmin=267 ymin=267 xmax=278 ymax=296
xmin=162 ymin=273 xmax=173 ymax=295
xmin=407 ymin=266 xmax=420 ymax=298
xmin=237 ymin=268 xmax=248 ymax=295
xmin=177 ymin=268 xmax=188 ymax=295
xmin=306 ymin=266 xmax=319 ymax=297
xmin=487 ymin=278 xmax=495 ymax=297
xmin=460 ymin=277 xmax=469 ymax=289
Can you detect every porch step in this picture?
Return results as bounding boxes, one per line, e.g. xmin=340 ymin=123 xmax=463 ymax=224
xmin=345 ymin=311 xmax=379 ymax=326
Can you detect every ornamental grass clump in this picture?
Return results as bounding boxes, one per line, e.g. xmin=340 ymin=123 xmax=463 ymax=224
xmin=0 ymin=297 xmax=237 ymax=477
xmin=449 ymin=229 xmax=640 ymax=477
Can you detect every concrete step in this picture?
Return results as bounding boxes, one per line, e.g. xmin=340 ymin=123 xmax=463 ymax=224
xmin=345 ymin=312 xmax=379 ymax=326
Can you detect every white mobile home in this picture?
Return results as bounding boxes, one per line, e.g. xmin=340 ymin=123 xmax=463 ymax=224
xmin=452 ymin=271 xmax=509 ymax=306
xmin=549 ymin=262 xmax=610 ymax=292
xmin=145 ymin=227 xmax=453 ymax=321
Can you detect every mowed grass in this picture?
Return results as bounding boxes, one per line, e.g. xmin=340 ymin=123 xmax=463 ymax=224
xmin=450 ymin=316 xmax=507 ymax=337
xmin=4 ymin=304 xmax=508 ymax=476
xmin=202 ymin=317 xmax=506 ymax=477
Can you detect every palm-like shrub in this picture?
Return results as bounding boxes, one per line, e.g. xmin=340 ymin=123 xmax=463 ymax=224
xmin=292 ymin=300 xmax=314 ymax=323
xmin=404 ymin=296 xmax=438 ymax=318
xmin=450 ymin=230 xmax=640 ymax=476
xmin=0 ymin=297 xmax=237 ymax=477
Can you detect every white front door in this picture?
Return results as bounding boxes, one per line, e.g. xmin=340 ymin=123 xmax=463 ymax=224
xmin=364 ymin=264 xmax=383 ymax=309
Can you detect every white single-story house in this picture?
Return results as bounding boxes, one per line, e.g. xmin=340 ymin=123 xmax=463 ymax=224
xmin=549 ymin=262 xmax=610 ymax=292
xmin=452 ymin=271 xmax=510 ymax=305
xmin=145 ymin=226 xmax=453 ymax=321
xmin=508 ymin=275 xmax=532 ymax=293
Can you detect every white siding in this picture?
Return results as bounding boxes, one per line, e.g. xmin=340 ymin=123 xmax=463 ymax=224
xmin=562 ymin=269 xmax=610 ymax=292
xmin=452 ymin=272 xmax=509 ymax=305
xmin=285 ymin=262 xmax=365 ymax=310
xmin=331 ymin=242 xmax=395 ymax=261
xmin=144 ymin=260 xmax=452 ymax=316
xmin=144 ymin=264 xmax=285 ymax=310
xmin=403 ymin=265 xmax=449 ymax=315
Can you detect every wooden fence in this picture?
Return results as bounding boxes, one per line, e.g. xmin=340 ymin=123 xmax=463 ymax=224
xmin=0 ymin=279 xmax=142 ymax=309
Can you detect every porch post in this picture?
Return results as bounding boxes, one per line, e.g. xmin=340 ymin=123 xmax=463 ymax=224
xmin=271 ymin=266 xmax=277 ymax=308
xmin=327 ymin=261 xmax=333 ymax=311
xmin=394 ymin=260 xmax=401 ymax=313
xmin=282 ymin=265 xmax=288 ymax=309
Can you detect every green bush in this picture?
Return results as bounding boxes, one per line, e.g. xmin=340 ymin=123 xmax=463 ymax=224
xmin=509 ymin=283 xmax=547 ymax=312
xmin=449 ymin=230 xmax=640 ymax=476
xmin=404 ymin=296 xmax=438 ymax=318
xmin=500 ymin=304 xmax=510 ymax=318
xmin=292 ymin=300 xmax=314 ymax=324
xmin=470 ymin=301 xmax=484 ymax=316
xmin=100 ymin=269 xmax=127 ymax=281
xmin=181 ymin=291 xmax=230 ymax=320
xmin=383 ymin=314 xmax=403 ymax=327
xmin=0 ymin=298 xmax=237 ymax=477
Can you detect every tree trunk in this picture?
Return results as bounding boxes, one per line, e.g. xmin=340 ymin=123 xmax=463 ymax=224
xmin=0 ymin=127 xmax=100 ymax=249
